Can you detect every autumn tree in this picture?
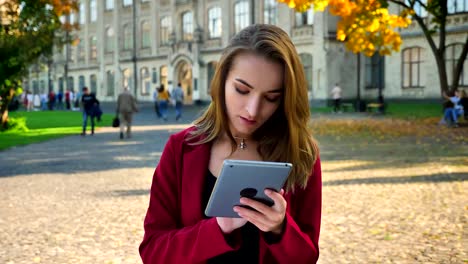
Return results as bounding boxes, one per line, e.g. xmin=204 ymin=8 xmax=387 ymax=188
xmin=0 ymin=0 xmax=78 ymax=129
xmin=278 ymin=0 xmax=468 ymax=95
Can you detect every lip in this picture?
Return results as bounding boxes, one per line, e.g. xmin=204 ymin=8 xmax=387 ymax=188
xmin=240 ymin=116 xmax=257 ymax=125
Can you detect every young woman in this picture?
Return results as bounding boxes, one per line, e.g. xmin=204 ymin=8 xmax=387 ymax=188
xmin=139 ymin=24 xmax=322 ymax=263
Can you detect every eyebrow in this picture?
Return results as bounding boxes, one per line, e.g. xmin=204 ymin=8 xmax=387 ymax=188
xmin=234 ymin=78 xmax=283 ymax=93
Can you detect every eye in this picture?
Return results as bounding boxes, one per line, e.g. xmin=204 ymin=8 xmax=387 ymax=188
xmin=265 ymin=95 xmax=281 ymax=103
xmin=235 ymin=87 xmax=249 ymax=95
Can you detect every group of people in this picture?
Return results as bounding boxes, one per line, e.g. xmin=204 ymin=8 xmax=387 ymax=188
xmin=152 ymin=82 xmax=185 ymax=121
xmin=20 ymin=89 xmax=80 ymax=112
xmin=442 ymin=89 xmax=467 ymax=127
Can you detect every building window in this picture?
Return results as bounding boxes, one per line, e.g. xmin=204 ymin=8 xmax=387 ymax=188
xmin=79 ymin=75 xmax=85 ymax=90
xmin=264 ymin=0 xmax=277 ymax=25
xmin=106 ymin=27 xmax=114 ymax=52
xmin=295 ymin=8 xmax=314 ymax=26
xmin=123 ymin=0 xmax=133 ymax=7
xmin=77 ymin=38 xmax=85 ymax=62
xmin=405 ymin=0 xmax=427 ymax=17
xmin=160 ymin=65 xmax=168 ymax=90
xmin=32 ymin=80 xmax=38 ymax=94
xmin=141 ymin=21 xmax=151 ymax=48
xmin=402 ymin=47 xmax=422 ymax=88
xmin=160 ymin=16 xmax=171 ymax=45
xmin=182 ymin=12 xmax=193 ymax=41
xmin=445 ymin=43 xmax=468 ymax=87
xmin=152 ymin=67 xmax=157 ymax=83
xmin=208 ymin=7 xmax=222 ymax=38
xmin=90 ymin=0 xmax=97 ymax=22
xmin=123 ymin=24 xmax=133 ymax=50
xmin=106 ymin=0 xmax=114 ymax=10
xmin=140 ymin=67 xmax=151 ymax=95
xmin=90 ymin=74 xmax=97 ymax=94
xmin=67 ymin=76 xmax=74 ymax=92
xmin=90 ymin=36 xmax=97 ymax=60
xmin=107 ymin=71 xmax=115 ymax=96
xmin=365 ymin=53 xmax=385 ymax=89
xmin=448 ymin=0 xmax=468 ymax=13
xmin=79 ymin=3 xmax=85 ymax=24
xmin=123 ymin=68 xmax=132 ymax=91
xmin=70 ymin=12 xmax=75 ymax=24
xmin=234 ymin=0 xmax=250 ymax=33
xmin=207 ymin=61 xmax=217 ymax=95
xmin=39 ymin=80 xmax=45 ymax=94
xmin=299 ymin=53 xmax=313 ymax=92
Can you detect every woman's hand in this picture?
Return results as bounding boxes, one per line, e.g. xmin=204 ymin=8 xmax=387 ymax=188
xmin=233 ymin=189 xmax=287 ymax=235
xmin=216 ymin=217 xmax=248 ymax=234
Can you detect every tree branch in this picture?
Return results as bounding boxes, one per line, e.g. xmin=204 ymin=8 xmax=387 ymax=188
xmin=452 ymin=34 xmax=468 ymax=90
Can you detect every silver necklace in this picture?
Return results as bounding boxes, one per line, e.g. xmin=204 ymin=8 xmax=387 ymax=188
xmin=233 ymin=137 xmax=247 ymax=150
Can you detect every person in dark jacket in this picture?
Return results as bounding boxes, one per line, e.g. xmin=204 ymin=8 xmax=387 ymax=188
xmin=81 ymin=86 xmax=99 ymax=135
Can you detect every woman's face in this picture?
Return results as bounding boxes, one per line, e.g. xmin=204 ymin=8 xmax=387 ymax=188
xmin=224 ymin=52 xmax=284 ymax=138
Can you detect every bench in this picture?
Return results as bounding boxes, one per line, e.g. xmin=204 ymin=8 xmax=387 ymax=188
xmin=366 ymin=103 xmax=384 ymax=113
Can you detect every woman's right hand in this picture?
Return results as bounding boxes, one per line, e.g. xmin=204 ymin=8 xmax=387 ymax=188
xmin=216 ymin=217 xmax=247 ymax=234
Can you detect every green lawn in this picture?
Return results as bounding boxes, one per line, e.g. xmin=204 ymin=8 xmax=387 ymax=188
xmin=311 ymin=102 xmax=443 ymax=119
xmin=0 ymin=111 xmax=111 ymax=151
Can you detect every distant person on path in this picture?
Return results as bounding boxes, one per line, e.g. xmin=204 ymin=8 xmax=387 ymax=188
xmin=26 ymin=90 xmax=33 ymax=111
xmin=173 ymin=82 xmax=184 ymax=121
xmin=65 ymin=89 xmax=71 ymax=110
xmin=157 ymin=84 xmax=170 ymax=121
xmin=81 ymin=87 xmax=99 ymax=136
xmin=331 ymin=83 xmax=342 ymax=113
xmin=442 ymin=89 xmax=463 ymax=127
xmin=57 ymin=90 xmax=64 ymax=110
xmin=48 ymin=90 xmax=56 ymax=110
xmin=116 ymin=87 xmax=138 ymax=139
xmin=152 ymin=86 xmax=162 ymax=118
xmin=139 ymin=24 xmax=322 ymax=263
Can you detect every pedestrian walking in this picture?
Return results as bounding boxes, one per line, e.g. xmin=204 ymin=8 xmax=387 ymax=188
xmin=80 ymin=87 xmax=99 ymax=136
xmin=152 ymin=86 xmax=162 ymax=118
xmin=157 ymin=84 xmax=170 ymax=121
xmin=173 ymin=82 xmax=184 ymax=120
xmin=116 ymin=87 xmax=138 ymax=139
xmin=139 ymin=24 xmax=322 ymax=264
xmin=331 ymin=83 xmax=342 ymax=113
xmin=65 ymin=89 xmax=71 ymax=110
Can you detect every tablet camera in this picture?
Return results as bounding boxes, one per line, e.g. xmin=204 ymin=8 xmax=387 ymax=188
xmin=240 ymin=188 xmax=257 ymax=198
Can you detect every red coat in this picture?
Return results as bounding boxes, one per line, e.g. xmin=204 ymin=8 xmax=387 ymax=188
xmin=139 ymin=127 xmax=322 ymax=263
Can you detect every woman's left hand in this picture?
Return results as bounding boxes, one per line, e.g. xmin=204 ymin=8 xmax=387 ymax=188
xmin=233 ymin=189 xmax=287 ymax=235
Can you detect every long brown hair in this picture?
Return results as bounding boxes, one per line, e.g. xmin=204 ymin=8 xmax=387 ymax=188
xmin=187 ymin=24 xmax=319 ymax=192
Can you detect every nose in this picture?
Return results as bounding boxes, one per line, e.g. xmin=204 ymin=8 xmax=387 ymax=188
xmin=245 ymin=96 xmax=261 ymax=119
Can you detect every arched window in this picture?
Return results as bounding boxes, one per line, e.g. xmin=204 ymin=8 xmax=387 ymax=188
xmin=295 ymin=8 xmax=314 ymax=26
xmin=89 ymin=0 xmax=97 ymax=22
xmin=79 ymin=2 xmax=85 ymax=24
xmin=234 ymin=0 xmax=249 ymax=33
xmin=208 ymin=7 xmax=222 ymax=38
xmin=106 ymin=27 xmax=114 ymax=52
xmin=160 ymin=16 xmax=171 ymax=45
xmin=141 ymin=21 xmax=151 ymax=48
xmin=445 ymin=43 xmax=468 ymax=87
xmin=123 ymin=24 xmax=132 ymax=50
xmin=140 ymin=67 xmax=151 ymax=95
xmin=90 ymin=74 xmax=97 ymax=94
xmin=106 ymin=71 xmax=115 ymax=96
xmin=77 ymin=38 xmax=85 ymax=62
xmin=299 ymin=53 xmax=313 ymax=91
xmin=89 ymin=36 xmax=97 ymax=60
xmin=264 ymin=0 xmax=277 ymax=25
xmin=79 ymin=75 xmax=85 ymax=90
xmin=182 ymin=12 xmax=193 ymax=41
xmin=207 ymin=61 xmax=217 ymax=95
xmin=402 ymin=47 xmax=423 ymax=88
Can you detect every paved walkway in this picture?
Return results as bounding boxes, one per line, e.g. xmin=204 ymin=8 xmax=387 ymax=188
xmin=0 ymin=104 xmax=466 ymax=263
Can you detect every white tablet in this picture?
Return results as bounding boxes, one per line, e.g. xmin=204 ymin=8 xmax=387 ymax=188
xmin=205 ymin=159 xmax=292 ymax=218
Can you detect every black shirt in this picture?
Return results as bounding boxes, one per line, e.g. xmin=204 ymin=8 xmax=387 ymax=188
xmin=81 ymin=93 xmax=99 ymax=113
xmin=203 ymin=170 xmax=259 ymax=264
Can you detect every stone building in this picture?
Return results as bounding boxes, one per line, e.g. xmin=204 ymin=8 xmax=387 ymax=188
xmin=25 ymin=0 xmax=467 ymax=105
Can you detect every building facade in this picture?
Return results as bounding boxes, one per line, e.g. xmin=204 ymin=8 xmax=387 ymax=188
xmin=25 ymin=0 xmax=468 ymax=105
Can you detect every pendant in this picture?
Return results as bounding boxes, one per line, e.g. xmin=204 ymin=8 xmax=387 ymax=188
xmin=239 ymin=138 xmax=247 ymax=150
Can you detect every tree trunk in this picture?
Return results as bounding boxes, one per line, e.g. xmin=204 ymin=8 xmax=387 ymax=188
xmin=0 ymin=88 xmax=15 ymax=129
